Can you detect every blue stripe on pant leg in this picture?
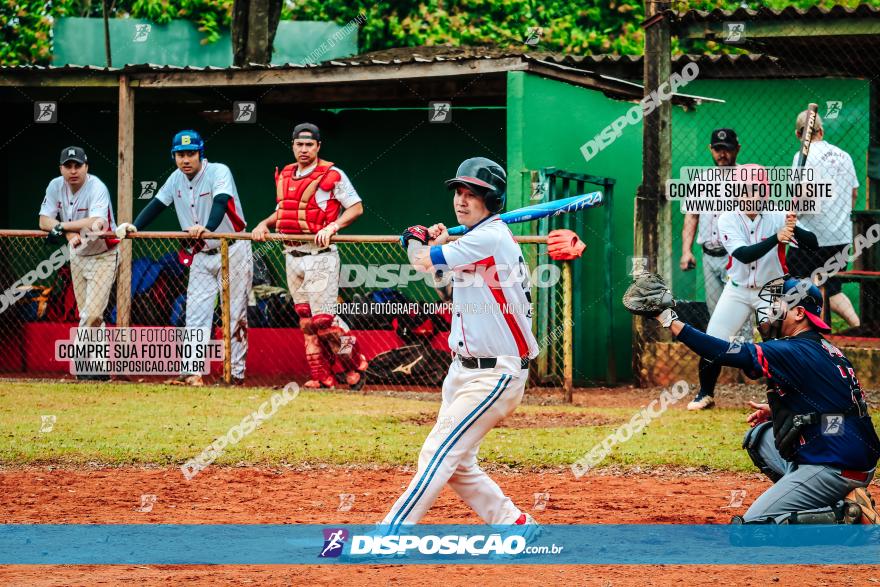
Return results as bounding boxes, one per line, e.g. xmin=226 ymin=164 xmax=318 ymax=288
xmin=388 ymin=374 xmax=508 ymax=529
xmin=390 ymin=374 xmax=512 ymax=530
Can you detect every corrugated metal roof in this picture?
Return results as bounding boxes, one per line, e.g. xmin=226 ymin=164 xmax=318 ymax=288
xmin=0 ymin=52 xmax=534 ymax=73
xmin=672 ymin=3 xmax=880 ymax=24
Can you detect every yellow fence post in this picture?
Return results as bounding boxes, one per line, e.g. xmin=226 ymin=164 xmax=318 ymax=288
xmin=220 ymin=238 xmax=232 ymax=384
xmin=562 ymin=261 xmax=574 ymax=403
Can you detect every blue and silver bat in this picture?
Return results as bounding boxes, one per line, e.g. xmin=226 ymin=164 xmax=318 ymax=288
xmin=446 ymin=191 xmax=604 ymax=236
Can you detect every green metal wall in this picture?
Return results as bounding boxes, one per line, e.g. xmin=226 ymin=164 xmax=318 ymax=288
xmin=670 ymin=79 xmax=870 ymax=302
xmin=507 ymin=72 xmax=642 ymax=384
xmin=53 ymin=18 xmax=357 ymax=67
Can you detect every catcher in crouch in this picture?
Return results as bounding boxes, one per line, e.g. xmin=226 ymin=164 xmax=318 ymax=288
xmin=623 ymin=273 xmax=879 ymax=524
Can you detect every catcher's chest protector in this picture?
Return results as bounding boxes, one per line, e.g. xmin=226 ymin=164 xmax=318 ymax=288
xmin=275 ymin=159 xmax=341 ymax=234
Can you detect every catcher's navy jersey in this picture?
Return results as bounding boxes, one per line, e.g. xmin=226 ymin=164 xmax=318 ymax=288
xmin=747 ymin=331 xmax=880 ymax=470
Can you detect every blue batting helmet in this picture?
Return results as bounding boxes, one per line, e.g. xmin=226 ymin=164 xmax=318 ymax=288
xmin=171 ymin=130 xmax=205 ymax=160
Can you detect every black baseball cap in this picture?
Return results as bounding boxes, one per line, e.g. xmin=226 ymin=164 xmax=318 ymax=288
xmin=292 ymin=123 xmax=321 ymax=142
xmin=60 ymin=146 xmax=87 ymax=165
xmin=710 ymin=128 xmax=739 ymax=149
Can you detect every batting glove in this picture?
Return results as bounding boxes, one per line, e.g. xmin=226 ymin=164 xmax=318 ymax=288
xmin=400 ymin=225 xmax=429 ymax=250
xmin=115 ymin=222 xmax=137 ymax=239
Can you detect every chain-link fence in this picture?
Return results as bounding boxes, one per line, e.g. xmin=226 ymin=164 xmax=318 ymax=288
xmin=635 ymin=5 xmax=880 ymax=391
xmin=0 ymin=231 xmax=571 ymax=393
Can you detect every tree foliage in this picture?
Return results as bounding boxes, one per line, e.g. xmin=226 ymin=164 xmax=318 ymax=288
xmin=0 ymin=0 xmax=876 ymax=66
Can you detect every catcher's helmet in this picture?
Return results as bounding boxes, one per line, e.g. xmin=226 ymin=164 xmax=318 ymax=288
xmin=445 ymin=157 xmax=506 ymax=213
xmin=171 ymin=130 xmax=205 ymax=160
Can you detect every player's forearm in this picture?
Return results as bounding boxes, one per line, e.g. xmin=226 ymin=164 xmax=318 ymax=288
xmin=792 ymin=226 xmax=818 ymax=250
xmin=681 ymin=214 xmax=698 ymax=254
xmin=334 ymin=202 xmax=363 ymax=231
xmin=39 ymin=215 xmax=59 ymax=232
xmin=731 ymin=236 xmax=779 ymax=264
xmin=133 ymin=198 xmax=170 ymax=230
xmin=674 ymin=322 xmax=754 ymax=369
xmin=204 ymin=194 xmax=232 ymax=232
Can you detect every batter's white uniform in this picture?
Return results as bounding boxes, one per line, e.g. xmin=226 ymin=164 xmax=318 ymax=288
xmin=708 ymin=212 xmax=789 ymax=340
xmin=155 ymin=160 xmax=253 ymax=378
xmin=697 ymin=212 xmax=753 ymax=341
xmin=40 ymin=174 xmax=119 ymax=328
xmin=382 ymin=215 xmax=539 ymax=530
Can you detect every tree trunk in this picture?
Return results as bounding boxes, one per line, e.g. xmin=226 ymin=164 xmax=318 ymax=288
xmin=232 ymin=0 xmax=283 ymax=66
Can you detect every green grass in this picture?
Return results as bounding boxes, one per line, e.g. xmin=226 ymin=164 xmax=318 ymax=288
xmin=0 ymin=381 xmax=762 ymax=471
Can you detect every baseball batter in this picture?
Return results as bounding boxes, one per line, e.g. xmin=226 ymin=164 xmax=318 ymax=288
xmin=384 ymin=157 xmax=539 ymax=533
xmin=39 ymin=146 xmax=119 ymax=380
xmin=645 ymin=277 xmax=880 ymax=524
xmin=687 ymin=164 xmax=819 ymax=411
xmin=252 ymin=123 xmax=368 ymax=390
xmin=117 ymin=130 xmax=253 ymax=385
xmin=680 ymin=128 xmax=752 ymax=343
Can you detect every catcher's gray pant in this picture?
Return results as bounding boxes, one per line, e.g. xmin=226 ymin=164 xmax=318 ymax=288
xmin=185 ymin=240 xmax=253 ymax=378
xmin=742 ymin=423 xmax=875 ymax=523
xmin=703 ymin=253 xmax=752 ymax=341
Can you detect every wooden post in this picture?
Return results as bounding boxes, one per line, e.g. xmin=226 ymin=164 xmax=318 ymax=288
xmin=116 ymin=75 xmax=134 ymax=328
xmin=562 ymin=262 xmax=574 ymax=403
xmin=634 ymin=1 xmax=672 ymax=386
xmin=220 ymin=238 xmax=233 ymax=384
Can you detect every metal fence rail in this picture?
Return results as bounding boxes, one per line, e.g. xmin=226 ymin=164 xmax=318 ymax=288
xmin=0 ymin=231 xmax=572 ymax=394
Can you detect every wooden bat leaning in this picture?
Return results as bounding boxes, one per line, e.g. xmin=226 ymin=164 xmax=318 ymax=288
xmin=446 ymin=191 xmax=604 ymax=236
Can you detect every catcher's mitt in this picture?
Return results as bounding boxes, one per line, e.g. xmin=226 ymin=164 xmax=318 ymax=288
xmin=547 ymin=229 xmax=586 ymax=261
xmin=622 ymin=272 xmax=675 ymax=316
xmin=46 ymin=223 xmax=66 ymax=245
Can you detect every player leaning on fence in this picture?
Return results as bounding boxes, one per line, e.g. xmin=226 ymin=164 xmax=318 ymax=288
xmin=252 ymin=123 xmax=369 ymax=390
xmin=116 ymin=130 xmax=253 ymax=386
xmin=39 ymin=146 xmax=119 ymax=380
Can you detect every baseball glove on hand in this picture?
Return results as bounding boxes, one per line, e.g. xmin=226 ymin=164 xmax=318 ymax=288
xmin=622 ymin=272 xmax=675 ymax=317
xmin=46 ymin=223 xmax=66 ymax=245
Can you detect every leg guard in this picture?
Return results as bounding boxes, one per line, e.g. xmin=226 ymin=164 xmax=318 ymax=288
xmin=742 ymin=421 xmax=783 ymax=483
xmin=737 ymin=502 xmax=858 ymax=525
xmin=301 ymin=317 xmax=332 ymax=385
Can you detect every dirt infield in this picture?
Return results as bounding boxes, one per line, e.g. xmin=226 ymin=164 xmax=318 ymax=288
xmin=1 ymin=466 xmax=879 ymax=586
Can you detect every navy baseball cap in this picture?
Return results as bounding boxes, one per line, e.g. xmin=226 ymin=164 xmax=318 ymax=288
xmin=292 ymin=123 xmax=321 ymax=142
xmin=782 ymin=277 xmax=831 ymax=332
xmin=710 ymin=128 xmax=739 ymax=149
xmin=60 ymin=146 xmax=87 ymax=165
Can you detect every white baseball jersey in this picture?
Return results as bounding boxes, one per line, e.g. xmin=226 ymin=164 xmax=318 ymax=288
xmin=790 ymin=140 xmax=859 ymax=246
xmin=697 ymin=213 xmax=723 ymax=248
xmin=156 ymin=160 xmax=247 ymax=249
xmin=430 ymin=215 xmax=539 ymax=359
xmin=717 ymin=212 xmax=788 ymax=289
xmin=40 ymin=174 xmax=117 ymax=257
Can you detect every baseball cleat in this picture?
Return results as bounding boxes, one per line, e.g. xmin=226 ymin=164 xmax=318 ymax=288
xmin=844 ymin=488 xmax=880 ymax=524
xmin=165 ymin=375 xmax=205 ymax=387
xmin=345 ymin=367 xmax=368 ymax=390
xmin=513 ymin=512 xmax=542 ymax=542
xmin=687 ymin=392 xmax=715 ymax=411
xmin=304 ymin=377 xmax=335 ymax=389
